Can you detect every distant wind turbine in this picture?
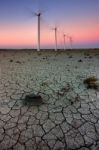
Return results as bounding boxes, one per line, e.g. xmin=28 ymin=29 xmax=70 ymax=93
xmin=63 ymin=34 xmax=66 ymax=50
xmin=69 ymin=36 xmax=73 ymax=49
xmin=65 ymin=35 xmax=73 ymax=49
xmin=52 ymin=27 xmax=58 ymax=51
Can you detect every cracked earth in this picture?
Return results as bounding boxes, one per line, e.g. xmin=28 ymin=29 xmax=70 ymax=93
xmin=0 ymin=49 xmax=99 ymax=150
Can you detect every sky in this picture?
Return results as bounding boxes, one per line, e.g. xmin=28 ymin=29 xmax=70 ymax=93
xmin=0 ymin=0 xmax=99 ymax=49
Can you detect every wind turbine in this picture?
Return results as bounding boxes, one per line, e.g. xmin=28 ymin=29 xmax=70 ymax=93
xmin=63 ymin=34 xmax=66 ymax=50
xmin=69 ymin=36 xmax=73 ymax=49
xmin=52 ymin=26 xmax=58 ymax=51
xmin=33 ymin=11 xmax=42 ymax=52
xmin=65 ymin=35 xmax=73 ymax=49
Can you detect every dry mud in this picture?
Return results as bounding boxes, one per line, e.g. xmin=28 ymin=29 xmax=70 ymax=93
xmin=0 ymin=49 xmax=99 ymax=150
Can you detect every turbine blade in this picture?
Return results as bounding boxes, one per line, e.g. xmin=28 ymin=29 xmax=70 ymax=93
xmin=24 ymin=7 xmax=37 ymax=18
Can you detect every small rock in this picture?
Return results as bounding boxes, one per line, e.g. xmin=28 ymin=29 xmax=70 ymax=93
xmin=9 ymin=59 xmax=13 ymax=62
xmin=69 ymin=56 xmax=72 ymax=58
xmin=23 ymin=94 xmax=43 ymax=106
xmin=16 ymin=61 xmax=21 ymax=64
xmin=78 ymin=59 xmax=83 ymax=62
xmin=89 ymin=56 xmax=92 ymax=59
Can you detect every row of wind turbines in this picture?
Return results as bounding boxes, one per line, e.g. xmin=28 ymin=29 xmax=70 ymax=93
xmin=33 ymin=10 xmax=73 ymax=52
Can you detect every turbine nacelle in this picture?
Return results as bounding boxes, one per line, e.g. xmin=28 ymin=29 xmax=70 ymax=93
xmin=33 ymin=12 xmax=42 ymax=17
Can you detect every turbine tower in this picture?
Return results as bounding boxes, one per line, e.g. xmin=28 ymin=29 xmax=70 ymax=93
xmin=53 ymin=27 xmax=58 ymax=51
xmin=34 ymin=11 xmax=42 ymax=52
xmin=63 ymin=34 xmax=66 ymax=50
xmin=66 ymin=35 xmax=73 ymax=49
xmin=69 ymin=36 xmax=73 ymax=49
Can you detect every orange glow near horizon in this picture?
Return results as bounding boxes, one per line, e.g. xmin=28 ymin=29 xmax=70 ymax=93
xmin=0 ymin=20 xmax=99 ymax=48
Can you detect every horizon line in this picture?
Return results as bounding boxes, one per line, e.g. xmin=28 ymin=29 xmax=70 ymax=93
xmin=0 ymin=48 xmax=99 ymax=50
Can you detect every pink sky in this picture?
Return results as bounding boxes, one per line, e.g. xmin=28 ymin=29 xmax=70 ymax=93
xmin=0 ymin=19 xmax=99 ymax=48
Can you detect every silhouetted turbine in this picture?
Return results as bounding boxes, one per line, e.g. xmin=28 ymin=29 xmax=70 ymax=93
xmin=63 ymin=34 xmax=66 ymax=50
xmin=34 ymin=11 xmax=42 ymax=51
xmin=52 ymin=27 xmax=58 ymax=51
xmin=69 ymin=36 xmax=73 ymax=49
xmin=65 ymin=35 xmax=73 ymax=49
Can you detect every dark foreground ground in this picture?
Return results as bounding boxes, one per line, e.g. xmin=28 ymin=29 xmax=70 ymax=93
xmin=0 ymin=49 xmax=99 ymax=150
